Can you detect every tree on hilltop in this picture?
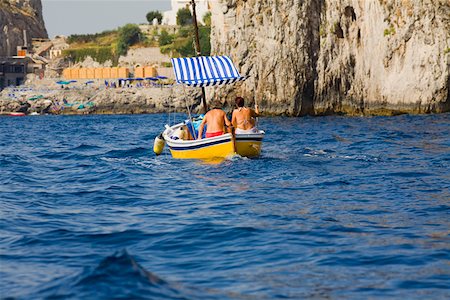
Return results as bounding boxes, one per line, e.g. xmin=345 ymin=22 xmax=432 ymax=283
xmin=159 ymin=29 xmax=173 ymax=46
xmin=116 ymin=24 xmax=143 ymax=56
xmin=176 ymin=7 xmax=192 ymax=26
xmin=146 ymin=11 xmax=163 ymax=24
xmin=203 ymin=12 xmax=211 ymax=26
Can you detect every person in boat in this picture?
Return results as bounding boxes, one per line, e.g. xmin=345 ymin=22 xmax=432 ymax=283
xmin=231 ymin=96 xmax=260 ymax=134
xmin=197 ymin=100 xmax=232 ymax=139
xmin=171 ymin=125 xmax=190 ymax=140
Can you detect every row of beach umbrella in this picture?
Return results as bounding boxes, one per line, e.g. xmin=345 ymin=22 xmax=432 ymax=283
xmin=117 ymin=76 xmax=168 ymax=82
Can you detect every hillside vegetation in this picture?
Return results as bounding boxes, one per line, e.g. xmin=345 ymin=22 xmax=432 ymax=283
xmin=62 ymin=13 xmax=211 ymax=66
xmin=63 ymin=25 xmax=149 ymax=65
xmin=64 ymin=30 xmax=119 ymax=64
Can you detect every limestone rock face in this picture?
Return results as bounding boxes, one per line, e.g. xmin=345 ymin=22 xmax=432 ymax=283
xmin=0 ymin=0 xmax=48 ymax=56
xmin=209 ymin=0 xmax=450 ymax=115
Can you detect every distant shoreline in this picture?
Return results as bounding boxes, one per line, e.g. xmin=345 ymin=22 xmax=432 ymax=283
xmin=1 ymin=80 xmax=448 ymax=117
xmin=0 ymin=81 xmax=203 ymax=116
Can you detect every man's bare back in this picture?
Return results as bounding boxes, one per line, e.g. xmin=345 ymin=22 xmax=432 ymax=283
xmin=198 ymin=108 xmax=232 ymax=139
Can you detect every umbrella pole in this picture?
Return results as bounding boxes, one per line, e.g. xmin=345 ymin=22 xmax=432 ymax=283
xmin=191 ymin=0 xmax=207 ymax=114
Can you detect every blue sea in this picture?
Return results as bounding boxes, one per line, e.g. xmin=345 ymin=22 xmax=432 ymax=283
xmin=1 ymin=113 xmax=449 ymax=299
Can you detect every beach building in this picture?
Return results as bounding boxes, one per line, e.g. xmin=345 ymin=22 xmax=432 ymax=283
xmin=0 ymin=59 xmax=27 ymax=90
xmin=49 ymin=37 xmax=69 ymax=60
xmin=31 ymin=36 xmax=69 ymax=60
xmin=163 ymin=0 xmax=209 ymax=25
xmin=31 ymin=38 xmax=52 ymax=59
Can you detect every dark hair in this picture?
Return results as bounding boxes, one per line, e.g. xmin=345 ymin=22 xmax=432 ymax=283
xmin=211 ymin=99 xmax=223 ymax=109
xmin=235 ymin=97 xmax=244 ymax=107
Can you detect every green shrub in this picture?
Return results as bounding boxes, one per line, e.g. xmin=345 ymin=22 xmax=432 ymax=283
xmin=177 ymin=37 xmax=195 ymax=57
xmin=159 ymin=24 xmax=210 ymax=57
xmin=178 ymin=26 xmax=193 ymax=38
xmin=199 ymin=26 xmax=211 ymax=55
xmin=177 ymin=7 xmax=193 ymax=26
xmin=67 ymin=30 xmax=117 ymax=44
xmin=119 ymin=24 xmax=142 ymax=45
xmin=203 ymin=12 xmax=211 ymax=26
xmin=116 ymin=40 xmax=128 ymax=57
xmin=384 ymin=25 xmax=396 ymax=36
xmin=63 ymin=47 xmax=114 ymax=64
xmin=319 ymin=23 xmax=327 ymax=38
xmin=146 ymin=11 xmax=163 ymax=24
xmin=116 ymin=24 xmax=143 ymax=56
xmin=159 ymin=29 xmax=174 ymax=46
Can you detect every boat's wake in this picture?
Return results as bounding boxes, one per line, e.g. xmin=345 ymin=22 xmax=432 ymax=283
xmin=226 ymin=153 xmax=249 ymax=161
xmin=196 ymin=153 xmax=250 ymax=165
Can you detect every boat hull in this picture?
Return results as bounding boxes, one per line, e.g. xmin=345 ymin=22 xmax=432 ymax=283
xmin=9 ymin=112 xmax=26 ymax=117
xmin=163 ymin=123 xmax=264 ymax=160
xmin=168 ymin=136 xmax=235 ymax=159
xmin=235 ymin=133 xmax=264 ymax=158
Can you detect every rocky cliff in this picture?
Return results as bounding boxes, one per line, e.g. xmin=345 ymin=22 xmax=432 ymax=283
xmin=209 ymin=0 xmax=450 ymax=116
xmin=0 ymin=0 xmax=48 ymax=56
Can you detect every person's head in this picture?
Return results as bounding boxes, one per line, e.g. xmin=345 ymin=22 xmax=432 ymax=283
xmin=235 ymin=97 xmax=245 ymax=108
xmin=211 ymin=99 xmax=223 ymax=109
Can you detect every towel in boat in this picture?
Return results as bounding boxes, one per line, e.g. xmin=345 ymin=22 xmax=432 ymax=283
xmin=185 ymin=115 xmax=206 ymax=139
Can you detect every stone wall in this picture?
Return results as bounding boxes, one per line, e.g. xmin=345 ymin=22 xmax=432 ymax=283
xmin=209 ymin=0 xmax=450 ymax=116
xmin=0 ymin=0 xmax=48 ymax=56
xmin=118 ymin=47 xmax=172 ymax=68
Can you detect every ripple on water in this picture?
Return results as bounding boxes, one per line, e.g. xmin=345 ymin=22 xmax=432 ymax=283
xmin=24 ymin=250 xmax=216 ymax=300
xmin=0 ymin=113 xmax=449 ymax=299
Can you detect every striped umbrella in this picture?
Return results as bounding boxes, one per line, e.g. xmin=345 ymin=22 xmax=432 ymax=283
xmin=171 ymin=56 xmax=247 ymax=87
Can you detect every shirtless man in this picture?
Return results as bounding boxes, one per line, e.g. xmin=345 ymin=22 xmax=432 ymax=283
xmin=231 ymin=97 xmax=259 ymax=134
xmin=197 ymin=100 xmax=232 ymax=139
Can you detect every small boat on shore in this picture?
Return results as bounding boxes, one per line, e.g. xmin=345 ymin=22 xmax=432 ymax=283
xmin=9 ymin=112 xmax=26 ymax=117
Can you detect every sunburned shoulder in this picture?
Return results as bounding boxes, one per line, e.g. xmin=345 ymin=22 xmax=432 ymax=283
xmin=212 ymin=109 xmax=225 ymax=115
xmin=206 ymin=109 xmax=224 ymax=117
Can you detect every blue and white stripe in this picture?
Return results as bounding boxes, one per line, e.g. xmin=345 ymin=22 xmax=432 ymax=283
xmin=171 ymin=56 xmax=247 ymax=87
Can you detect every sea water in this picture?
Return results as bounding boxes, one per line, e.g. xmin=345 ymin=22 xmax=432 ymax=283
xmin=0 ymin=113 xmax=449 ymax=299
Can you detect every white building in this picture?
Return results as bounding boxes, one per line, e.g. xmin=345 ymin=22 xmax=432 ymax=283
xmin=162 ymin=0 xmax=209 ymax=25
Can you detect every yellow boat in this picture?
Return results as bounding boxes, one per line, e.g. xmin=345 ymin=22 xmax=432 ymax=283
xmin=161 ymin=122 xmax=264 ymax=159
xmin=234 ymin=131 xmax=265 ymax=158
xmin=153 ymin=1 xmax=264 ymax=160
